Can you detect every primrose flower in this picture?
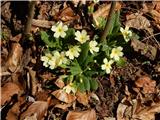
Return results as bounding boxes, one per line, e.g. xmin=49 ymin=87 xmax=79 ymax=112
xmin=75 ymin=30 xmax=89 ymax=44
xmin=66 ymin=46 xmax=81 ymax=60
xmin=89 ymin=41 xmax=99 ymax=54
xmin=110 ymin=46 xmax=123 ymax=61
xmin=120 ymin=26 xmax=132 ymax=42
xmin=41 ymin=53 xmax=52 ymax=67
xmin=101 ymin=58 xmax=114 ymax=74
xmin=58 ymin=52 xmax=68 ymax=65
xmin=63 ymin=83 xmax=77 ymax=94
xmin=51 ymin=22 xmax=68 ymax=38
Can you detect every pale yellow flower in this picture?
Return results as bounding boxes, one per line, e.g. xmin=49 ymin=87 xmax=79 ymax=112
xmin=110 ymin=46 xmax=123 ymax=61
xmin=66 ymin=46 xmax=81 ymax=60
xmin=101 ymin=58 xmax=114 ymax=74
xmin=75 ymin=30 xmax=89 ymax=44
xmin=63 ymin=83 xmax=77 ymax=94
xmin=89 ymin=41 xmax=99 ymax=54
xmin=51 ymin=22 xmax=68 ymax=38
xmin=120 ymin=26 xmax=132 ymax=42
xmin=41 ymin=53 xmax=52 ymax=67
xmin=48 ymin=51 xmax=68 ymax=69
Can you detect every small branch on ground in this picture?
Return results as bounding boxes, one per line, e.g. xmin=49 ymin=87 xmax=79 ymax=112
xmin=100 ymin=1 xmax=116 ymax=42
xmin=21 ymin=1 xmax=36 ymax=43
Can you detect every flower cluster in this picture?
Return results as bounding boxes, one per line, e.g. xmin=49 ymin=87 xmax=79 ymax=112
xmin=101 ymin=46 xmax=123 ymax=74
xmin=41 ymin=22 xmax=130 ymax=76
xmin=41 ymin=51 xmax=68 ymax=69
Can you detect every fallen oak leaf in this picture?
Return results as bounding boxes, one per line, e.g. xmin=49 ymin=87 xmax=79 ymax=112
xmin=52 ymin=89 xmax=76 ymax=103
xmin=20 ymin=101 xmax=48 ymax=120
xmin=1 ymin=82 xmax=21 ymax=106
xmin=66 ymin=109 xmax=96 ymax=120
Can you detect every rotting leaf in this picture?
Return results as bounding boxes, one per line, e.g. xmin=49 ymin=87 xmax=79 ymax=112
xmin=1 ymin=82 xmax=21 ymax=106
xmin=55 ymin=75 xmax=67 ymax=88
xmin=20 ymin=101 xmax=48 ymax=120
xmin=6 ymin=43 xmax=23 ymax=72
xmin=126 ymin=13 xmax=153 ymax=33
xmin=66 ymin=109 xmax=96 ymax=120
xmin=131 ymin=39 xmax=157 ymax=60
xmin=135 ymin=76 xmax=156 ymax=94
xmin=52 ymin=90 xmax=76 ymax=103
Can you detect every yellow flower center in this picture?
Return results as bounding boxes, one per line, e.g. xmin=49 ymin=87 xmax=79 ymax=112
xmin=58 ymin=27 xmax=62 ymax=32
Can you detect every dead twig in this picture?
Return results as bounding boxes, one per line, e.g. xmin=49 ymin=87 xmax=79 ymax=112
xmin=100 ymin=1 xmax=116 ymax=42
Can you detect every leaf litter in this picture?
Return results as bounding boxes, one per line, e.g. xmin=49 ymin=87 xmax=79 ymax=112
xmin=1 ymin=1 xmax=160 ymax=120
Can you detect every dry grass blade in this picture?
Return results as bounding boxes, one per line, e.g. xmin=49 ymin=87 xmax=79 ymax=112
xmin=66 ymin=109 xmax=96 ymax=120
xmin=1 ymin=82 xmax=21 ymax=106
xmin=20 ymin=101 xmax=48 ymax=120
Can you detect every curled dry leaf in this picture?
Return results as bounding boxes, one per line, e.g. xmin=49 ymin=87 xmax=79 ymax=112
xmin=93 ymin=2 xmax=121 ymax=27
xmin=6 ymin=43 xmax=23 ymax=72
xmin=76 ymin=91 xmax=89 ymax=106
xmin=52 ymin=90 xmax=76 ymax=103
xmin=135 ymin=76 xmax=156 ymax=94
xmin=20 ymin=101 xmax=48 ymax=120
xmin=66 ymin=109 xmax=96 ymax=120
xmin=1 ymin=82 xmax=21 ymax=106
xmin=126 ymin=13 xmax=153 ymax=33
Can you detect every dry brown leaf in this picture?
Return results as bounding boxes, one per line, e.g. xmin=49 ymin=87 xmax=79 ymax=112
xmin=55 ymin=76 xmax=66 ymax=88
xmin=32 ymin=19 xmax=55 ymax=28
xmin=76 ymin=91 xmax=89 ymax=106
xmin=93 ymin=2 xmax=121 ymax=27
xmin=10 ymin=34 xmax=22 ymax=42
xmin=55 ymin=103 xmax=72 ymax=110
xmin=66 ymin=109 xmax=96 ymax=120
xmin=52 ymin=90 xmax=76 ymax=103
xmin=126 ymin=13 xmax=153 ymax=33
xmin=1 ymin=82 xmax=21 ymax=106
xmin=131 ymin=39 xmax=157 ymax=60
xmin=117 ymin=97 xmax=160 ymax=120
xmin=135 ymin=76 xmax=156 ymax=94
xmin=6 ymin=43 xmax=23 ymax=72
xmin=20 ymin=101 xmax=48 ymax=120
xmin=6 ymin=102 xmax=20 ymax=120
xmin=58 ymin=7 xmax=79 ymax=22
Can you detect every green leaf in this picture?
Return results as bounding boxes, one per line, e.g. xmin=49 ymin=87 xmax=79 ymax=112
xmin=90 ymin=79 xmax=98 ymax=91
xmin=83 ymin=76 xmax=90 ymax=91
xmin=70 ymin=60 xmax=82 ymax=76
xmin=40 ymin=31 xmax=56 ymax=48
xmin=116 ymin=57 xmax=126 ymax=67
xmin=78 ymin=42 xmax=89 ymax=65
xmin=78 ymin=82 xmax=86 ymax=92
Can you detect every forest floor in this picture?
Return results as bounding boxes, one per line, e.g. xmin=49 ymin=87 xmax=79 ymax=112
xmin=1 ymin=1 xmax=160 ymax=120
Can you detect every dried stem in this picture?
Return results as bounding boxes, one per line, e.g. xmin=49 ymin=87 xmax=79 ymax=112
xmin=23 ymin=1 xmax=36 ymax=37
xmin=100 ymin=1 xmax=116 ymax=42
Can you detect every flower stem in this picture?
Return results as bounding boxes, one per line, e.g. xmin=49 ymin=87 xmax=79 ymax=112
xmin=100 ymin=1 xmax=116 ymax=42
